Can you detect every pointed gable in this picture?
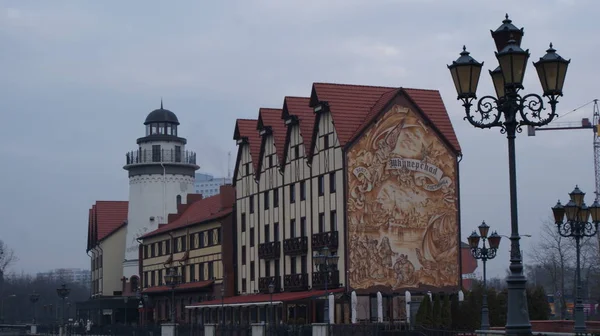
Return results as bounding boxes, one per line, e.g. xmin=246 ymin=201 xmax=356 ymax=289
xmin=95 ymin=201 xmax=129 ymax=241
xmin=308 ymin=83 xmax=395 ymax=158
xmin=87 ymin=201 xmax=128 ymax=251
xmin=347 ymin=88 xmax=461 ymax=154
xmin=233 ymin=119 xmax=261 ymax=173
xmin=256 ymin=108 xmax=286 ymax=171
xmin=403 ymin=88 xmax=461 ymax=153
xmin=281 ymin=97 xmax=313 ymax=163
xmin=309 ymin=83 xmax=461 ymax=156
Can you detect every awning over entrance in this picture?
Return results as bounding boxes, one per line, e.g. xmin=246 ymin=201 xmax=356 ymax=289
xmin=142 ymin=280 xmax=213 ymax=294
xmin=185 ymin=288 xmax=344 ymax=309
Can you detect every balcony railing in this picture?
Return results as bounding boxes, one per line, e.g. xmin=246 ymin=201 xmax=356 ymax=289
xmin=125 ymin=149 xmax=197 ymax=166
xmin=258 ymin=241 xmax=281 ymax=260
xmin=311 ymin=231 xmax=339 ymax=250
xmin=283 ymin=236 xmax=308 ymax=256
xmin=312 ymin=270 xmax=340 ymax=290
xmin=284 ymin=273 xmax=309 ymax=292
xmin=258 ymin=275 xmax=282 ymax=294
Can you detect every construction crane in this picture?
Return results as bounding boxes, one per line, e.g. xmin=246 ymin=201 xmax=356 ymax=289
xmin=529 ymin=99 xmax=600 ymax=250
xmin=528 ymin=99 xmax=600 ymax=200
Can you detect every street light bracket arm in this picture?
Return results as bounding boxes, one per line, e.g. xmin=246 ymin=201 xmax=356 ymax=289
xmin=463 ymin=95 xmax=503 ymax=129
xmin=557 ymin=221 xmax=599 ymax=239
xmin=471 ymin=246 xmax=498 ymax=261
xmin=517 ymin=93 xmax=558 ymax=127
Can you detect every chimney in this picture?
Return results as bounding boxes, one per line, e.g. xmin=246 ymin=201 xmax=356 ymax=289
xmin=219 ymin=184 xmax=235 ymax=209
xmin=187 ymin=193 xmax=204 ymax=205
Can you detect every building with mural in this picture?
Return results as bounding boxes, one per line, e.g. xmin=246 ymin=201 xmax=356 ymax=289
xmin=187 ymin=82 xmax=462 ymax=324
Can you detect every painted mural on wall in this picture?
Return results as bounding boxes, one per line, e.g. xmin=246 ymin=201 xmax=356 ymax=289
xmin=347 ymin=104 xmax=459 ymax=291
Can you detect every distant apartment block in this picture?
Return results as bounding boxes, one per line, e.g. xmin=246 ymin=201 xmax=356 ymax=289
xmin=37 ymin=268 xmax=91 ymax=287
xmin=195 ymin=173 xmax=232 ymax=197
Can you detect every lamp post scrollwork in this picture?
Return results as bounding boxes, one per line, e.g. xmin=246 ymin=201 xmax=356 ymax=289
xmin=448 ymin=14 xmax=570 ymax=336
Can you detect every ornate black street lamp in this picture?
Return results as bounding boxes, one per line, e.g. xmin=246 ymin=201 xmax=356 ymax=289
xmin=467 ymin=222 xmax=501 ymax=330
xmin=29 ymin=291 xmax=40 ymax=324
xmin=552 ymin=186 xmax=600 ymax=334
xmin=56 ymin=284 xmax=70 ymax=333
xmin=448 ymin=14 xmax=570 ymax=336
xmin=268 ymin=282 xmax=275 ymax=329
xmin=220 ymin=285 xmax=225 ymax=327
xmin=123 ymin=296 xmax=129 ymax=325
xmin=164 ymin=267 xmax=182 ymax=324
xmin=313 ymin=247 xmax=339 ymax=324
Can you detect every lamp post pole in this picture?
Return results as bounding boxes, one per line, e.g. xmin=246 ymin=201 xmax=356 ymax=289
xmin=313 ymin=247 xmax=339 ymax=324
xmin=165 ymin=267 xmax=181 ymax=323
xmin=56 ymin=284 xmax=70 ymax=336
xmin=448 ymin=14 xmax=571 ymax=336
xmin=164 ymin=266 xmax=182 ymax=336
xmin=268 ymin=282 xmax=275 ymax=334
xmin=552 ymin=186 xmax=600 ymax=334
xmin=220 ymin=286 xmax=225 ymax=328
xmin=468 ymin=223 xmax=502 ymax=330
xmin=123 ymin=296 xmax=129 ymax=325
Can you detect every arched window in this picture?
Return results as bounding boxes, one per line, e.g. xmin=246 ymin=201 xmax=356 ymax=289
xmin=130 ymin=275 xmax=139 ymax=292
xmin=176 ymin=195 xmax=182 ymax=205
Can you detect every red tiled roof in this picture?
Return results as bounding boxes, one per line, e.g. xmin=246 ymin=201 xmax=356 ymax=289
xmin=142 ymin=280 xmax=214 ymax=294
xmin=187 ymin=288 xmax=344 ymax=308
xmin=233 ymin=82 xmax=461 ymax=177
xmin=141 ymin=187 xmax=234 ymax=239
xmin=404 ymin=88 xmax=461 ymax=152
xmin=234 ymin=119 xmax=261 ymax=173
xmin=310 ymin=83 xmax=461 ymax=153
xmin=257 ymin=108 xmax=286 ymax=168
xmin=87 ymin=201 xmax=128 ymax=251
xmin=282 ymin=97 xmax=314 ymax=163
xmin=96 ymin=201 xmax=129 ymax=241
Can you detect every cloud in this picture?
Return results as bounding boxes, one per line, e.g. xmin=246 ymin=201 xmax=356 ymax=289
xmin=0 ymin=0 xmax=597 ymax=279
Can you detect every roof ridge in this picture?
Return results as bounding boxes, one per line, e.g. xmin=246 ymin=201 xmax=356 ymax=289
xmin=314 ymin=82 xmax=397 ymax=90
xmin=284 ymin=96 xmax=310 ymax=100
xmin=237 ymin=118 xmax=258 ymax=122
xmin=403 ymin=87 xmax=441 ymax=93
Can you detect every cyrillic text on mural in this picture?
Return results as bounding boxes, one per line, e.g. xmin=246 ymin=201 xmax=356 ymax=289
xmin=347 ymin=104 xmax=459 ymax=292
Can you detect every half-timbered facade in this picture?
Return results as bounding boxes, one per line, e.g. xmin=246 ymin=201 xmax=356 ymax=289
xmin=188 ymin=82 xmax=462 ymax=324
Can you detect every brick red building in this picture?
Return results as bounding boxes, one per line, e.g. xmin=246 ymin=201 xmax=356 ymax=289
xmin=460 ymin=242 xmax=478 ymax=290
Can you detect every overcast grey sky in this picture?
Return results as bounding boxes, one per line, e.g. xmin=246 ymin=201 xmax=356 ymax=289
xmin=0 ymin=0 xmax=596 ymax=279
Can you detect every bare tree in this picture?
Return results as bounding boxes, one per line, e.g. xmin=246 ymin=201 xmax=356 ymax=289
xmin=0 ymin=240 xmax=18 ymax=274
xmin=529 ymin=218 xmax=573 ymax=319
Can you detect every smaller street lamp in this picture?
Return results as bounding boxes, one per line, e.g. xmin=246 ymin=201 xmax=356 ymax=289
xmin=268 ymin=282 xmax=275 ymax=329
xmin=313 ymin=247 xmax=339 ymax=324
xmin=56 ymin=284 xmax=70 ymax=333
xmin=552 ymin=186 xmax=600 ymax=334
xmin=123 ymin=296 xmax=129 ymax=325
xmin=29 ymin=291 xmax=40 ymax=324
xmin=220 ymin=285 xmax=225 ymax=327
xmin=467 ymin=221 xmax=501 ymax=330
xmin=164 ymin=267 xmax=182 ymax=324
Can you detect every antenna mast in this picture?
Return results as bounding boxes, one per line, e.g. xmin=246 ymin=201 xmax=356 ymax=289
xmin=227 ymin=151 xmax=232 ymax=180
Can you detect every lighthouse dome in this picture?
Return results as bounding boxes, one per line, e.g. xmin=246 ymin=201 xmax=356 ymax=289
xmin=144 ymin=107 xmax=179 ymax=125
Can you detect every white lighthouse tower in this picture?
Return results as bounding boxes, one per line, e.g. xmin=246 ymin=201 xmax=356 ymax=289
xmin=122 ymin=103 xmax=199 ymax=278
